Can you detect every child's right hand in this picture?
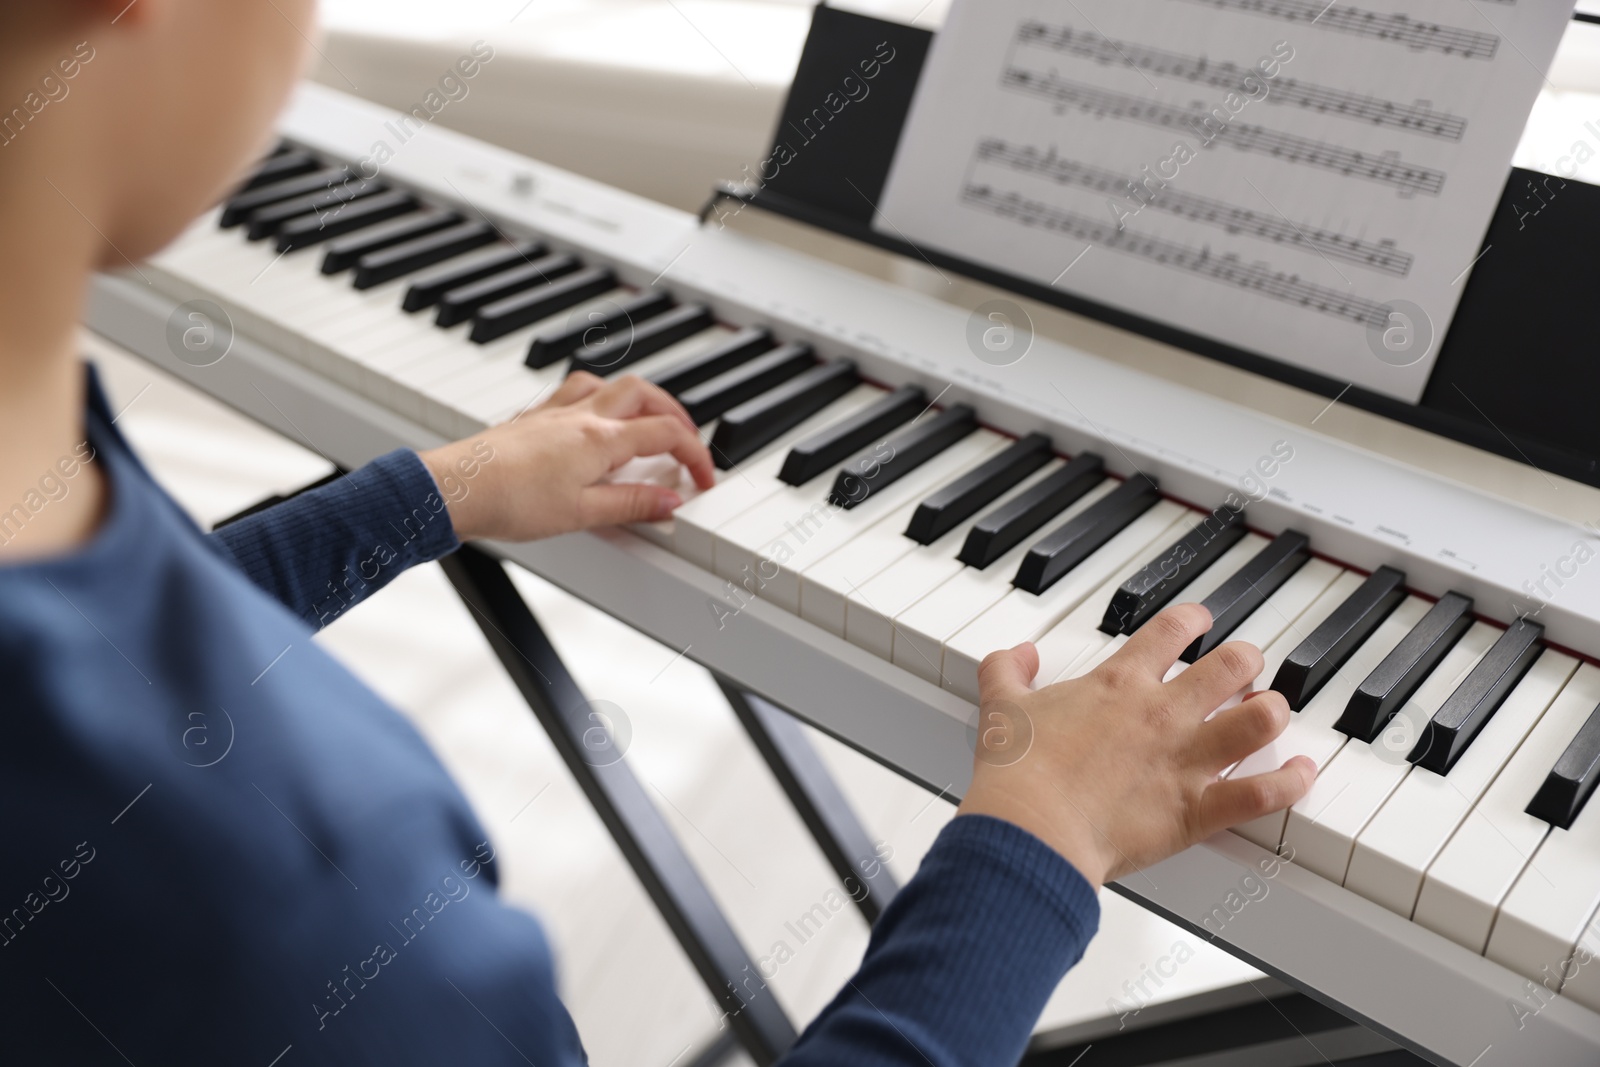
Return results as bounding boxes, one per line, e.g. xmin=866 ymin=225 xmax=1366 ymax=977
xmin=957 ymin=602 xmax=1315 ymax=888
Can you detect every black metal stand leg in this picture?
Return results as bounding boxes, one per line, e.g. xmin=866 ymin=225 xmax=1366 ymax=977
xmin=441 ymin=546 xmax=796 ymax=1065
xmin=682 ymin=1029 xmax=744 ymax=1067
xmin=716 ymin=679 xmax=900 ymax=926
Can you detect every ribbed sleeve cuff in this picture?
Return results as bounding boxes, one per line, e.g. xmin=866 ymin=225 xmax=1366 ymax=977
xmin=928 ymin=813 xmax=1101 ymax=956
xmin=368 ymin=449 xmax=462 ymax=565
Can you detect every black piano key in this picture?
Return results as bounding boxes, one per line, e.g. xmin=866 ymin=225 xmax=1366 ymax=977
xmin=469 ymin=267 xmax=618 ymax=344
xmin=240 ymin=149 xmax=319 ymax=191
xmin=245 ymin=178 xmax=385 ymax=241
xmin=1526 ymin=702 xmax=1600 ymax=829
xmin=1014 ymin=474 xmax=1161 ymax=596
xmin=400 ymin=239 xmax=540 ymax=310
xmin=321 ymin=210 xmax=461 ymax=274
xmin=679 ymin=343 xmax=816 ymax=426
xmin=525 ymin=291 xmax=675 ymax=369
xmin=1181 ymin=530 xmax=1312 ymax=663
xmin=436 ymin=253 xmax=580 ymax=327
xmin=1100 ymin=507 xmax=1247 ymax=637
xmin=220 ymin=165 xmax=349 ymax=227
xmin=650 ymin=328 xmax=775 ymax=396
xmin=1271 ymin=565 xmax=1408 ymax=710
xmin=570 ymin=304 xmax=715 ymax=375
xmin=778 ymin=386 xmax=925 ymax=487
xmin=709 ymin=361 xmax=859 ymax=470
xmin=1335 ymin=592 xmax=1474 ymax=743
xmin=828 ymin=405 xmax=979 ymax=511
xmin=906 ymin=434 xmax=1054 ymax=547
xmin=957 ymin=453 xmax=1105 ymax=571
xmin=1410 ymin=618 xmax=1544 ymax=774
xmin=275 ymin=189 xmax=417 ymax=252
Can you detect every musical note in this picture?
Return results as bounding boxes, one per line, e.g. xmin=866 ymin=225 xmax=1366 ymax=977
xmin=1001 ymin=67 xmax=1447 ymax=196
xmin=973 ymin=138 xmax=1415 ymax=276
xmin=1167 ymin=0 xmax=1498 ymax=60
xmin=1013 ymin=21 xmax=1468 ymax=141
xmin=959 ymin=182 xmax=1393 ymax=328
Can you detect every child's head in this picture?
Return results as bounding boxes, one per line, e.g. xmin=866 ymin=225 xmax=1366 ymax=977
xmin=1 ymin=0 xmax=316 ymax=266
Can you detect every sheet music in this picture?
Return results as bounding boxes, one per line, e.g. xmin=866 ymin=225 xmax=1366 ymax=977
xmin=878 ymin=0 xmax=1576 ymax=402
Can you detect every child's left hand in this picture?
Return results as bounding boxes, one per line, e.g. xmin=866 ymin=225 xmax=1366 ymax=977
xmin=419 ymin=371 xmax=715 ymax=543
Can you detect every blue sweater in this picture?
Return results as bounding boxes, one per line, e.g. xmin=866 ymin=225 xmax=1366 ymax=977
xmin=0 ymin=368 xmax=1099 ymax=1065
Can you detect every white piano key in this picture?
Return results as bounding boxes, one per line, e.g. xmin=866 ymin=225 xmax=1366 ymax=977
xmin=1346 ymin=649 xmax=1578 ymax=919
xmin=1414 ymin=664 xmax=1600 ymax=954
xmin=843 ymin=459 xmax=1070 ymax=659
xmin=805 ymin=453 xmax=1069 ymax=639
xmin=1226 ymin=580 xmax=1422 ymax=850
xmin=713 ymin=430 xmax=1010 ymax=613
xmin=1487 ymin=700 xmax=1600 ymax=987
xmin=1556 ymin=903 xmax=1600 ymax=1013
xmin=1031 ymin=530 xmax=1270 ymax=687
xmin=672 ymin=386 xmax=885 ymax=571
xmin=1281 ymin=621 xmax=1500 ymax=884
xmin=888 ymin=479 xmax=1120 ymax=685
xmin=940 ymin=501 xmax=1191 ymax=702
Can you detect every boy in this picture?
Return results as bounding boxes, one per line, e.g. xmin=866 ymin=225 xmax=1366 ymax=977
xmin=0 ymin=2 xmax=1313 ymax=1063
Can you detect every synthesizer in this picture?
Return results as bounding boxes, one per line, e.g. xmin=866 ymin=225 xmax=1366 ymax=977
xmin=87 ymin=82 xmax=1600 ymax=1065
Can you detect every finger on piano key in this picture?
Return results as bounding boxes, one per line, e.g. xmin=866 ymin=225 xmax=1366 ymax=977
xmin=1183 ymin=531 xmax=1312 ymax=662
xmin=402 ymin=239 xmax=544 ymax=311
xmin=1527 ymin=702 xmax=1600 ymax=830
xmin=451 ymin=327 xmax=747 ymax=438
xmin=672 ymin=386 xmax=885 ymax=570
xmin=275 ymin=189 xmax=417 ymax=252
xmin=220 ymin=165 xmax=350 ymax=227
xmin=526 ymin=290 xmax=675 ymax=368
xmin=1212 ymin=558 xmax=1348 ymax=677
xmin=777 ymin=387 xmax=926 ymax=487
xmin=715 ymin=430 xmax=1010 ymax=613
xmin=1346 ymin=650 xmax=1578 ymax=918
xmin=706 ymin=361 xmax=859 ymax=467
xmin=414 ymin=304 xmax=724 ymax=436
xmin=904 ymin=433 xmax=1053 ymax=546
xmin=1281 ymin=622 xmax=1499 ymax=883
xmin=471 ymin=267 xmax=620 ymax=344
xmin=1335 ymin=591 xmax=1475 ymax=743
xmin=957 ymin=453 xmax=1106 ymax=569
xmin=1012 ymin=474 xmax=1161 ymax=595
xmin=568 ymin=303 xmax=715 ymax=375
xmin=435 ymin=253 xmax=582 ymax=327
xmin=320 ymin=209 xmax=462 ymax=274
xmin=828 ymin=405 xmax=979 ymax=510
xmin=245 ymin=178 xmax=386 ymax=241
xmin=1413 ymin=665 xmax=1600 ymax=954
xmin=1035 ymin=529 xmax=1268 ymax=688
xmin=681 ymin=344 xmax=818 ymax=427
xmin=354 ymin=221 xmax=504 ymax=290
xmin=1225 ymin=579 xmax=1419 ymax=851
xmin=650 ymin=327 xmax=775 ymax=397
xmin=1099 ymin=506 xmax=1247 ymax=636
xmin=1411 ymin=618 xmax=1544 ymax=774
xmin=807 ymin=444 xmax=1065 ymax=640
xmin=941 ymin=501 xmax=1190 ymax=701
xmin=889 ymin=479 xmax=1120 ymax=684
xmin=1272 ymin=565 xmax=1407 ymax=710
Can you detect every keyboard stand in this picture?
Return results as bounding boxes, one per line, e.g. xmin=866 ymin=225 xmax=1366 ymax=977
xmin=716 ymin=682 xmax=901 ymax=925
xmin=440 ymin=543 xmax=799 ymax=1063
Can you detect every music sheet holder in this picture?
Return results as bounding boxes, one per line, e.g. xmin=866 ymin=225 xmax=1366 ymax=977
xmin=711 ymin=6 xmax=1600 ymax=489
